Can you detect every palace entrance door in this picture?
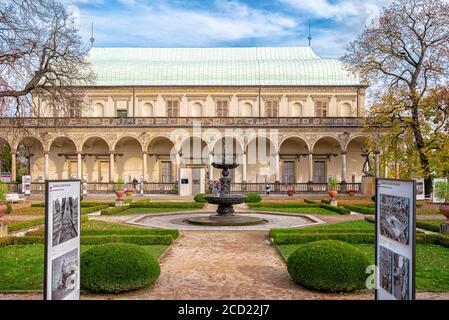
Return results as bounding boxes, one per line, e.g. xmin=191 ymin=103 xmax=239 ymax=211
xmin=313 ymin=160 xmax=326 ymax=183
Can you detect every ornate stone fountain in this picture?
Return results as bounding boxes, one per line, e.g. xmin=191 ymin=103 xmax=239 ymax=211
xmin=186 ymin=161 xmax=266 ymax=226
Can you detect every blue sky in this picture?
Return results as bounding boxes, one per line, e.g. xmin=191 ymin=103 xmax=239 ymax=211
xmin=62 ymin=0 xmax=393 ymax=58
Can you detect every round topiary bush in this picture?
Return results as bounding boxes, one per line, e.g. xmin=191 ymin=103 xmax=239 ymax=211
xmin=81 ymin=243 xmax=160 ymax=293
xmin=287 ymin=240 xmax=369 ymax=292
xmin=194 ymin=193 xmax=206 ymax=202
xmin=246 ymin=193 xmax=262 ymax=202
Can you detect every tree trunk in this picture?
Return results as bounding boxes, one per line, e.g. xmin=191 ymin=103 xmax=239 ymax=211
xmin=410 ymin=100 xmax=432 ymax=197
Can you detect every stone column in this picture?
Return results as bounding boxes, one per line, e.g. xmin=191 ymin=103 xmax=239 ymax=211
xmin=109 ymin=152 xmax=115 ymax=183
xmin=242 ymin=152 xmax=247 ymax=182
xmin=341 ymin=151 xmax=347 ymax=192
xmin=341 ymin=151 xmax=347 ymax=183
xmin=175 ymin=152 xmax=181 ymax=182
xmin=11 ymin=151 xmax=17 ymax=182
xmin=43 ymin=152 xmax=49 ymax=181
xmin=77 ymin=152 xmax=82 ymax=180
xmin=275 ymin=152 xmax=280 ymax=182
xmin=208 ymin=153 xmax=213 ymax=181
xmin=374 ymin=151 xmax=380 ymax=178
xmin=142 ymin=151 xmax=148 ymax=182
xmin=308 ymin=153 xmax=313 ymax=183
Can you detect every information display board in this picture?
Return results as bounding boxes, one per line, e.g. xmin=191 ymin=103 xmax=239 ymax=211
xmin=414 ymin=178 xmax=425 ymax=200
xmin=433 ymin=178 xmax=448 ymax=204
xmin=44 ymin=180 xmax=81 ymax=300
xmin=375 ymin=178 xmax=416 ymax=300
xmin=22 ymin=175 xmax=31 ymax=195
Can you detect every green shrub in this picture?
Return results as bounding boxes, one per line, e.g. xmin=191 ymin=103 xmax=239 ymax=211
xmin=81 ymin=201 xmax=116 ymax=208
xmin=101 ymin=206 xmax=129 ymax=215
xmin=304 ymin=199 xmax=319 ymax=204
xmin=129 ymin=202 xmax=204 ymax=209
xmin=246 ymin=193 xmax=262 ymax=203
xmin=81 ymin=243 xmax=160 ymax=293
xmin=80 ymin=205 xmax=110 ymax=215
xmin=343 ymin=205 xmax=375 ymax=215
xmin=30 ymin=203 xmax=45 ymax=208
xmin=321 ymin=199 xmax=330 ymax=205
xmin=80 ymin=235 xmax=173 ymax=245
xmin=248 ymin=202 xmax=320 ymax=209
xmin=7 ymin=218 xmax=45 ymax=232
xmin=287 ymin=240 xmax=370 ymax=292
xmin=0 ymin=236 xmax=44 ymax=247
xmin=274 ymin=232 xmax=375 ymax=245
xmin=416 ymin=220 xmax=445 ymax=233
xmin=133 ymin=198 xmax=151 ymax=204
xmin=320 ymin=204 xmax=350 ymax=215
xmin=124 ymin=198 xmax=133 ymax=204
xmin=194 ymin=193 xmax=207 ymax=202
xmin=10 ymin=207 xmax=44 ymax=215
xmin=6 ymin=203 xmax=13 ymax=214
xmin=81 ymin=228 xmax=179 ymax=239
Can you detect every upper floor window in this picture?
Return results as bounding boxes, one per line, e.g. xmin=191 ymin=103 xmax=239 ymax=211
xmin=93 ymin=103 xmax=104 ymax=117
xmin=116 ymin=109 xmax=128 ymax=118
xmin=216 ymin=100 xmax=228 ymax=117
xmin=341 ymin=102 xmax=352 ymax=117
xmin=314 ymin=100 xmax=328 ymax=117
xmin=167 ymin=99 xmax=179 ymax=117
xmin=142 ymin=102 xmax=153 ymax=117
xmin=265 ymin=99 xmax=279 ymax=117
xmin=291 ymin=102 xmax=302 ymax=117
xmin=242 ymin=102 xmax=253 ymax=117
xmin=191 ymin=102 xmax=202 ymax=117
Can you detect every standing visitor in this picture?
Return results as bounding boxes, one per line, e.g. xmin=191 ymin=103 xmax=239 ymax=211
xmin=265 ymin=183 xmax=271 ymax=196
xmin=132 ymin=177 xmax=138 ymax=190
xmin=216 ymin=180 xmax=222 ymax=194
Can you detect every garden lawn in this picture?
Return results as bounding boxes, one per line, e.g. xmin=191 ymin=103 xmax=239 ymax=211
xmin=0 ymin=244 xmax=167 ymax=291
xmin=278 ymin=243 xmax=449 ymax=292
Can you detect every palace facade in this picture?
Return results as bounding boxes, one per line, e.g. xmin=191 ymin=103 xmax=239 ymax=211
xmin=0 ymin=47 xmax=380 ymax=194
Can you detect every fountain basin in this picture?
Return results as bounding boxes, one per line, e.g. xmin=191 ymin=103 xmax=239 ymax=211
xmin=204 ymin=194 xmax=246 ymax=205
xmin=186 ymin=214 xmax=268 ymax=226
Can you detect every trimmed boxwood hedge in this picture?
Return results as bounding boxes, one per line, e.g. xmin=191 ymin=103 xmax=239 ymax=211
xmin=31 ymin=201 xmax=115 ymax=208
xmin=246 ymin=193 xmax=262 ymax=203
xmin=25 ymin=227 xmax=180 ymax=239
xmin=269 ymin=228 xmax=374 ymax=238
xmin=304 ymin=199 xmax=319 ymax=204
xmin=81 ymin=243 xmax=160 ymax=293
xmin=0 ymin=236 xmax=44 ymax=246
xmin=343 ymin=205 xmax=375 ymax=215
xmin=248 ymin=202 xmax=321 ymax=209
xmin=129 ymin=202 xmax=204 ymax=209
xmin=319 ymin=204 xmax=350 ymax=215
xmin=80 ymin=235 xmax=173 ymax=245
xmin=194 ymin=193 xmax=207 ymax=202
xmin=80 ymin=205 xmax=110 ymax=215
xmin=101 ymin=206 xmax=129 ymax=215
xmin=287 ymin=240 xmax=370 ymax=292
xmin=275 ymin=232 xmax=375 ymax=245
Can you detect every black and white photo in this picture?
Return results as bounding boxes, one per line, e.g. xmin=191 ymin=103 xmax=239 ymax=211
xmin=51 ymin=248 xmax=79 ymax=300
xmin=379 ymin=246 xmax=393 ymax=294
xmin=379 ymin=194 xmax=410 ymax=244
xmin=52 ymin=196 xmax=79 ymax=246
xmin=393 ymin=253 xmax=410 ymax=300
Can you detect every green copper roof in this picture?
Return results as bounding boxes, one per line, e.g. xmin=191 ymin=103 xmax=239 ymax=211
xmin=87 ymin=47 xmax=360 ymax=86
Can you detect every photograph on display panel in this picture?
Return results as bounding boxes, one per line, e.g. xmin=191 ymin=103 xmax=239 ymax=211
xmin=51 ymin=248 xmax=78 ymax=300
xmin=393 ymin=252 xmax=410 ymax=300
xmin=379 ymin=246 xmax=393 ymax=294
xmin=52 ymin=196 xmax=79 ymax=246
xmin=379 ymin=194 xmax=410 ymax=244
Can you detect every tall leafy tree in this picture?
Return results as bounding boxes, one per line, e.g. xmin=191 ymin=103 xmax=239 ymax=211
xmin=343 ymin=0 xmax=449 ymax=195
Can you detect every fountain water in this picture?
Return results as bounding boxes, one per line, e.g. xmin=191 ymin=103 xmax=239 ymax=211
xmin=186 ymin=161 xmax=267 ymax=226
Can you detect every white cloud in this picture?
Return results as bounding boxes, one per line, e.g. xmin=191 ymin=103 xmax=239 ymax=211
xmin=73 ymin=0 xmax=298 ymax=47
